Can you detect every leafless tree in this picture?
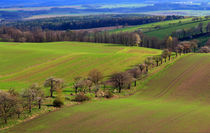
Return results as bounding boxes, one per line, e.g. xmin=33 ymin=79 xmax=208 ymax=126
xmin=161 ymin=49 xmax=170 ymax=62
xmin=44 ymin=77 xmax=64 ymax=97
xmin=0 ymin=91 xmax=17 ymax=124
xmin=73 ymin=77 xmax=83 ymax=94
xmin=138 ymin=64 xmax=146 ymax=72
xmin=144 ymin=57 xmax=154 ymax=72
xmin=88 ymin=69 xmax=103 ymax=85
xmin=128 ymin=68 xmax=141 ymax=86
xmin=109 ymin=72 xmax=133 ymax=93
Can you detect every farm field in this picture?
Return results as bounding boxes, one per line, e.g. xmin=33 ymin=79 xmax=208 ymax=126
xmin=110 ymin=17 xmax=193 ymax=33
xmin=111 ymin=17 xmax=210 ymax=39
xmin=5 ymin=54 xmax=210 ymax=133
xmin=0 ymin=41 xmax=161 ymax=91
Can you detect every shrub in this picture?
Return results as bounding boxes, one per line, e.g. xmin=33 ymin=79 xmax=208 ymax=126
xmin=74 ymin=93 xmax=90 ymax=102
xmin=95 ymin=90 xmax=105 ymax=97
xmin=53 ymin=99 xmax=64 ymax=107
xmin=104 ymin=91 xmax=114 ymax=99
xmin=85 ymin=93 xmax=95 ymax=100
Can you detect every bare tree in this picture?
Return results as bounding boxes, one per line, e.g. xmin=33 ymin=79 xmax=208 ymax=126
xmin=177 ymin=44 xmax=184 ymax=55
xmin=153 ymin=56 xmax=162 ymax=66
xmin=180 ymin=41 xmax=191 ymax=53
xmin=22 ymin=84 xmax=44 ymax=112
xmin=32 ymin=84 xmax=45 ymax=109
xmin=109 ymin=72 xmax=133 ymax=93
xmin=161 ymin=49 xmax=170 ymax=62
xmin=138 ymin=64 xmax=146 ymax=72
xmin=190 ymin=40 xmax=198 ymax=52
xmin=132 ymin=33 xmax=141 ymax=46
xmin=0 ymin=91 xmax=17 ymax=124
xmin=128 ymin=68 xmax=141 ymax=86
xmin=44 ymin=77 xmax=64 ymax=97
xmin=73 ymin=77 xmax=83 ymax=94
xmin=144 ymin=57 xmax=154 ymax=72
xmin=88 ymin=69 xmax=103 ymax=85
xmin=198 ymin=46 xmax=210 ymax=53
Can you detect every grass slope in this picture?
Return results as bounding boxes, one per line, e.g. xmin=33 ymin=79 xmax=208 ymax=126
xmin=6 ymin=54 xmax=210 ymax=133
xmin=111 ymin=18 xmax=210 ymax=39
xmin=0 ymin=41 xmax=161 ymax=91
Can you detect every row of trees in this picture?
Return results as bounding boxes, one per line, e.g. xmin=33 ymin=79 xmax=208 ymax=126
xmin=0 ymin=26 xmax=180 ymax=50
xmin=172 ymin=22 xmax=210 ymax=40
xmin=0 ymin=84 xmax=44 ymax=124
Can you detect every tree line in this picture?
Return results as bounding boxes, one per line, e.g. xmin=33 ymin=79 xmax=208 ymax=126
xmin=9 ymin=15 xmax=184 ymax=30
xmin=171 ymin=21 xmax=210 ymax=40
xmin=1 ymin=26 xmax=207 ymax=53
xmin=0 ymin=26 xmax=179 ymax=49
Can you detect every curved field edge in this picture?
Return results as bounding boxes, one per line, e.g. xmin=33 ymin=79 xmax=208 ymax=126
xmin=5 ymin=54 xmax=210 ymax=133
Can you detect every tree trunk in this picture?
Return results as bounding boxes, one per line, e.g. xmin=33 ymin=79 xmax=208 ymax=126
xmin=38 ymin=100 xmax=41 ymax=109
xmin=50 ymin=80 xmax=53 ymax=97
xmin=146 ymin=66 xmax=148 ymax=72
xmin=75 ymin=87 xmax=78 ymax=94
xmin=134 ymin=81 xmax=137 ymax=87
xmin=165 ymin=58 xmax=167 ymax=62
xmin=50 ymin=89 xmax=53 ymax=97
xmin=29 ymin=99 xmax=32 ymax=113
xmin=156 ymin=61 xmax=158 ymax=66
xmin=4 ymin=118 xmax=7 ymax=124
xmin=17 ymin=113 xmax=20 ymax=119
xmin=128 ymin=84 xmax=131 ymax=89
xmin=119 ymin=87 xmax=122 ymax=93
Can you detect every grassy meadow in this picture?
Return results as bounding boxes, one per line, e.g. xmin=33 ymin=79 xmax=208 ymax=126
xmin=5 ymin=54 xmax=210 ymax=133
xmin=0 ymin=41 xmax=161 ymax=92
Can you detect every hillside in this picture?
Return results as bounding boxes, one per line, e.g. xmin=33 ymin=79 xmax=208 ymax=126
xmin=5 ymin=54 xmax=210 ymax=133
xmin=0 ymin=42 xmax=161 ymax=91
xmin=111 ymin=17 xmax=210 ymax=39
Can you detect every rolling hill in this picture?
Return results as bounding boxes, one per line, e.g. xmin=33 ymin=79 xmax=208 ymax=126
xmin=5 ymin=53 xmax=210 ymax=133
xmin=111 ymin=17 xmax=210 ymax=39
xmin=0 ymin=41 xmax=161 ymax=92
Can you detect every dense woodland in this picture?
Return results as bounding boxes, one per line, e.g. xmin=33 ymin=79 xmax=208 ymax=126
xmin=9 ymin=15 xmax=184 ymax=30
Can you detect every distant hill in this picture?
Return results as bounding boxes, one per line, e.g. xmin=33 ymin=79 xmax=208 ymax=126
xmin=0 ymin=0 xmax=209 ymax=7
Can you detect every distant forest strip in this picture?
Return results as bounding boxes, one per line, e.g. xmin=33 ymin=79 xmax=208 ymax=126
xmin=0 ymin=16 xmax=210 ymax=53
xmin=7 ymin=15 xmax=184 ymax=30
xmin=1 ymin=21 xmax=210 ymax=51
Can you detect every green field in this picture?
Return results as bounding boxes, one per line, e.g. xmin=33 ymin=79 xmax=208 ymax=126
xmin=111 ymin=17 xmax=210 ymax=39
xmin=110 ymin=17 xmax=193 ymax=33
xmin=0 ymin=41 xmax=161 ymax=91
xmin=6 ymin=54 xmax=210 ymax=133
